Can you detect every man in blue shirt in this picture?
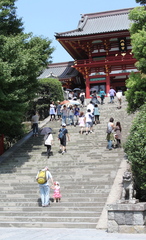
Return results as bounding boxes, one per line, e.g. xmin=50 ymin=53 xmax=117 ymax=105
xmin=109 ymin=87 xmax=116 ymax=103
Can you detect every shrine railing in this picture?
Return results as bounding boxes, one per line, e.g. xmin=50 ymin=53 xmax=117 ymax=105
xmin=74 ymin=54 xmax=136 ymax=65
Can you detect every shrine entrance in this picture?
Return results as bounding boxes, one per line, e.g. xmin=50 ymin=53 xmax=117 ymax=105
xmin=90 ymin=83 xmax=106 ymax=95
xmin=110 ymin=75 xmax=129 ymax=94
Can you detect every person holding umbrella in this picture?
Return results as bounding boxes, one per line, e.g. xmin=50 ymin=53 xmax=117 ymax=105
xmin=73 ymin=91 xmax=78 ymax=99
xmin=91 ymin=91 xmax=100 ymax=105
xmin=73 ymin=88 xmax=81 ymax=99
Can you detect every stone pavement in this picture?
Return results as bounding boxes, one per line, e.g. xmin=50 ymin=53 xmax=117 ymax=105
xmin=0 ymin=228 xmax=145 ymax=240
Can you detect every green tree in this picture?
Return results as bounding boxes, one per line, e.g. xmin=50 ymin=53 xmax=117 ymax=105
xmin=136 ymin=0 xmax=146 ymax=5
xmin=0 ymin=0 xmax=54 ymax=138
xmin=124 ymin=104 xmax=146 ymax=200
xmin=124 ymin=2 xmax=146 ymax=201
xmin=126 ymin=73 xmax=146 ymax=113
xmin=0 ymin=0 xmax=23 ymax=35
xmin=35 ymin=78 xmax=64 ymax=119
xmin=125 ymin=6 xmax=146 ymax=113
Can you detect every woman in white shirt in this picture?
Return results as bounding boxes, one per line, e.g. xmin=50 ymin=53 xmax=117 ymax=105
xmin=84 ymin=109 xmax=93 ymax=135
xmin=44 ymin=132 xmax=53 ymax=157
xmin=49 ymin=101 xmax=56 ymax=121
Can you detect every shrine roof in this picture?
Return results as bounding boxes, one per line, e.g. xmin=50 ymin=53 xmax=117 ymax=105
xmin=55 ymin=8 xmax=133 ymax=38
xmin=38 ymin=61 xmax=78 ymax=79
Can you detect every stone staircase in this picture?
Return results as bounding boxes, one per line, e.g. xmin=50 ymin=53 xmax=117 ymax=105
xmin=0 ymin=97 xmax=135 ymax=228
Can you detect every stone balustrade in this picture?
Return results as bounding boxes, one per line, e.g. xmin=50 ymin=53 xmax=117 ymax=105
xmin=107 ymin=203 xmax=146 ymax=233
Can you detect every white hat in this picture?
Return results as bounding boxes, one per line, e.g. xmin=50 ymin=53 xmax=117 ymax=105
xmin=62 ymin=123 xmax=66 ymax=127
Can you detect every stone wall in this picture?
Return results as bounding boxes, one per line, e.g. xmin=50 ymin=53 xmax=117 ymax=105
xmin=107 ymin=203 xmax=146 ymax=233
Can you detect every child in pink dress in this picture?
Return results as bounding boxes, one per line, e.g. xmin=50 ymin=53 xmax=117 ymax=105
xmin=52 ymin=182 xmax=62 ymax=202
xmin=78 ymin=112 xmax=85 ymax=134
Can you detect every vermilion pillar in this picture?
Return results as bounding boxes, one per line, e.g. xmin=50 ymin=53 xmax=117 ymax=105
xmin=106 ymin=74 xmax=110 ymax=94
xmin=86 ymin=76 xmax=90 ymax=98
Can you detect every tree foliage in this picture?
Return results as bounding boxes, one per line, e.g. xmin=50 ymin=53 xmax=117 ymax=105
xmin=125 ymin=6 xmax=146 ymax=113
xmin=125 ymin=72 xmax=146 ymax=113
xmin=0 ymin=0 xmax=55 ymax=138
xmin=129 ymin=6 xmax=146 ymax=38
xmin=136 ymin=0 xmax=146 ymax=5
xmin=34 ymin=78 xmax=64 ymax=119
xmin=0 ymin=0 xmax=24 ymax=35
xmin=129 ymin=7 xmax=146 ymax=74
xmin=124 ymin=3 xmax=146 ymax=201
xmin=124 ymin=103 xmax=146 ymax=200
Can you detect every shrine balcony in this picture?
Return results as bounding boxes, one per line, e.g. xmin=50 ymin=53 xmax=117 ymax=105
xmin=74 ymin=55 xmax=136 ymax=67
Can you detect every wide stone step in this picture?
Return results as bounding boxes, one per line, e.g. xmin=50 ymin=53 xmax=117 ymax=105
xmin=0 ymin=221 xmax=97 ymax=228
xmin=0 ymin=188 xmax=111 ymax=194
xmin=0 ymin=196 xmax=107 ymax=202
xmin=0 ymin=216 xmax=99 ymax=223
xmin=9 ymin=181 xmax=115 ymax=187
xmin=0 ymin=206 xmax=102 ymax=212
xmin=0 ymin=172 xmax=116 ymax=178
xmin=0 ymin=184 xmax=113 ymax=190
xmin=0 ymin=201 xmax=105 ymax=207
xmin=0 ymin=211 xmax=101 ymax=217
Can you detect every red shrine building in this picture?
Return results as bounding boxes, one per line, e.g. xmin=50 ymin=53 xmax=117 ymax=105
xmin=39 ymin=8 xmax=138 ymax=98
xmin=55 ymin=7 xmax=138 ymax=98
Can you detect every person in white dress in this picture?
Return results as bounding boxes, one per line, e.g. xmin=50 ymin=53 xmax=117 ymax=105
xmin=49 ymin=101 xmax=56 ymax=121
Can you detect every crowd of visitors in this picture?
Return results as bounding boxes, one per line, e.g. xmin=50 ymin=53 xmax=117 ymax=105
xmin=35 ymin=86 xmax=123 ymax=206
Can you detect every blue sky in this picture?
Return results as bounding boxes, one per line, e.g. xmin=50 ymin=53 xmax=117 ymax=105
xmin=15 ymin=0 xmax=140 ymax=63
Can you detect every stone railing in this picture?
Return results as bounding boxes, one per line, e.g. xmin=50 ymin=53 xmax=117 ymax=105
xmin=107 ymin=202 xmax=146 ymax=233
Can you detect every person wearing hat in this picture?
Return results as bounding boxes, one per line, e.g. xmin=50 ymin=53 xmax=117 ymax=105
xmin=51 ymin=181 xmax=62 ymax=202
xmin=58 ymin=123 xmax=70 ymax=154
xmin=36 ymin=166 xmax=54 ymax=207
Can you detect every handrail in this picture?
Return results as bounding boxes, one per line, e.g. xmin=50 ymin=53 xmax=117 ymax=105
xmin=74 ymin=55 xmax=135 ymax=65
